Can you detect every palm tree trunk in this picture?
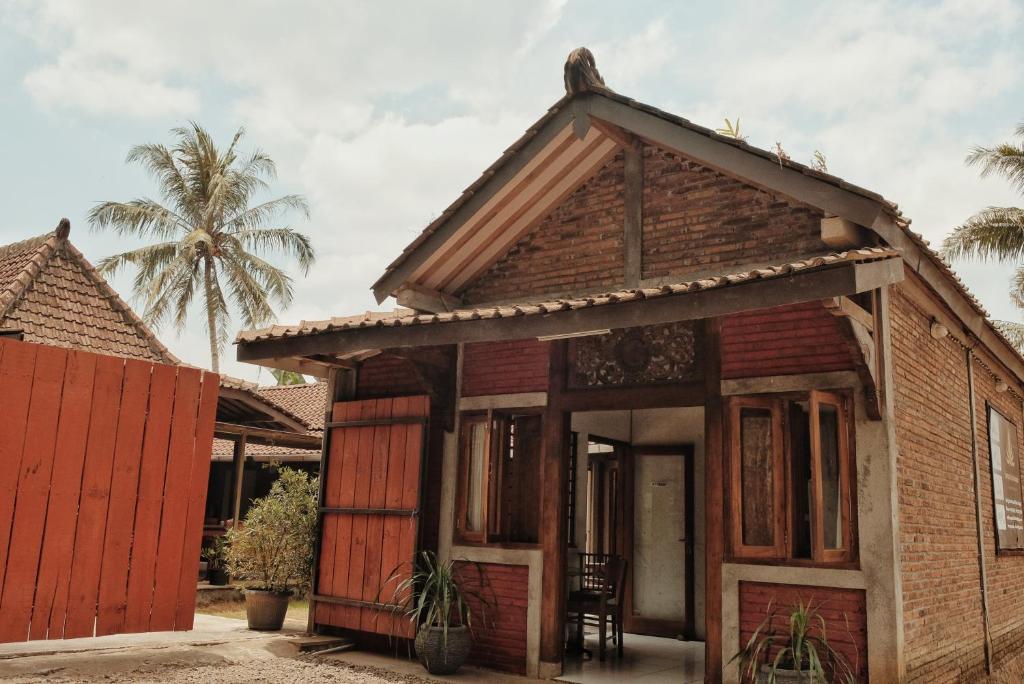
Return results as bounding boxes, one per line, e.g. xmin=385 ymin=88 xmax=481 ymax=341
xmin=204 ymin=256 xmax=221 ymax=373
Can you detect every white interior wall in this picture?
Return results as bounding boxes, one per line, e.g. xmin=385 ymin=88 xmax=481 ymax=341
xmin=570 ymin=407 xmax=707 ymax=640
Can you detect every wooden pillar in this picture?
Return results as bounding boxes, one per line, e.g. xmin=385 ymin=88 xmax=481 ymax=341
xmin=539 ymin=341 xmax=570 ymax=675
xmin=703 ymin=318 xmax=724 ymax=683
xmin=230 ymin=434 xmax=247 ymax=529
xmin=623 ymin=138 xmax=644 ymax=288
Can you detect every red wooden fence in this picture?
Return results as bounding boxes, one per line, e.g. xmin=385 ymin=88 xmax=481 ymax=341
xmin=313 ymin=395 xmax=429 ymax=638
xmin=0 ymin=338 xmax=218 ymax=643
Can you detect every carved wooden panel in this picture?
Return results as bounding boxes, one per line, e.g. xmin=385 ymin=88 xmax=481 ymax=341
xmin=567 ymin=321 xmax=701 ymax=388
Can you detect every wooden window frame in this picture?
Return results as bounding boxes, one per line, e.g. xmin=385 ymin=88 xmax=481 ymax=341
xmin=728 ymin=391 xmax=857 ymax=566
xmin=809 ymin=390 xmax=854 ymax=563
xmin=728 ymin=396 xmax=786 ymax=559
xmin=454 ymin=408 xmax=544 ymax=547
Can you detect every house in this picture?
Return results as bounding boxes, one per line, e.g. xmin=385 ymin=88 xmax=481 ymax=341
xmin=234 ymin=50 xmax=1024 ymax=682
xmin=0 ymin=222 xmax=322 ymax=543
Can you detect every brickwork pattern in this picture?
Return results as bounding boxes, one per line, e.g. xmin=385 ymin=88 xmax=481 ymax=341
xmin=739 ymin=581 xmax=868 ymax=682
xmin=461 ymin=339 xmax=550 ymax=397
xmin=454 ymin=561 xmax=529 ymax=674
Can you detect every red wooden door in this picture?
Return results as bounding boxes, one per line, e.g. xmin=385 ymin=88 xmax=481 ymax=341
xmin=313 ymin=396 xmax=429 ymax=638
xmin=0 ymin=338 xmax=217 ymax=642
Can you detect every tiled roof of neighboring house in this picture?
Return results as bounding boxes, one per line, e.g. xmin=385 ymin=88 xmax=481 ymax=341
xmin=237 ymin=248 xmax=900 ymax=343
xmin=0 ymin=228 xmax=179 ymax=363
xmin=210 ymin=438 xmax=321 ymax=462
xmin=257 ymin=382 xmax=328 ymax=433
xmin=0 ymin=224 xmax=321 ymax=442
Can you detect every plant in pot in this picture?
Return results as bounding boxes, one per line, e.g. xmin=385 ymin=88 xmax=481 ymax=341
xmin=382 ymin=551 xmax=491 ymax=675
xmin=730 ymin=599 xmax=857 ymax=683
xmin=224 ymin=467 xmax=318 ymax=630
xmin=201 ymin=536 xmax=230 ymax=586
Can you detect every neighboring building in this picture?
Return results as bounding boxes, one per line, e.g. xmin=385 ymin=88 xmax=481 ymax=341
xmin=0 ymin=222 xmax=322 ymax=544
xmin=235 ymin=51 xmax=1024 ymax=682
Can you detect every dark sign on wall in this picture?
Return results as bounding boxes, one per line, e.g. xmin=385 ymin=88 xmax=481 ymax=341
xmin=989 ymin=405 xmax=1024 ymax=550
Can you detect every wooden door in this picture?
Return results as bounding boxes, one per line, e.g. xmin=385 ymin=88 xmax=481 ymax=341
xmin=312 ymin=396 xmax=429 ymax=638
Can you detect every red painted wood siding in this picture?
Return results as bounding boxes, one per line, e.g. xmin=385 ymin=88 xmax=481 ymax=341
xmin=721 ymin=302 xmax=855 ymax=379
xmin=315 ymin=396 xmax=430 ymax=638
xmin=455 ymin=561 xmax=529 ymax=674
xmin=0 ymin=337 xmax=217 ymax=643
xmin=739 ymin=581 xmax=867 ymax=682
xmin=461 ymin=340 xmax=550 ymax=397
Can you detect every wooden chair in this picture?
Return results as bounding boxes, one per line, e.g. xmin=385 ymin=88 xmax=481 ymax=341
xmin=566 ymin=553 xmax=628 ymax=661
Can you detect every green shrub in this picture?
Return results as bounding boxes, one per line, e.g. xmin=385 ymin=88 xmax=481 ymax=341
xmin=225 ymin=467 xmax=318 ymax=594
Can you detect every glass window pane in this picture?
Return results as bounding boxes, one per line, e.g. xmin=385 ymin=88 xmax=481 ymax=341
xmin=818 ymin=404 xmax=843 ymax=550
xmin=740 ymin=406 xmax=775 ymax=547
xmin=465 ymin=421 xmax=486 ymax=532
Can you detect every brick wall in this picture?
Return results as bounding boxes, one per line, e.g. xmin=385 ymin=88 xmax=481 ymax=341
xmin=459 ymin=143 xmax=830 ymax=305
xmin=454 ymin=561 xmax=529 ymax=674
xmin=890 ymin=284 xmax=988 ymax=682
xmin=461 ymin=339 xmax=550 ymax=397
xmin=356 ymin=354 xmax=427 ymax=398
xmin=739 ymin=582 xmax=867 ymax=682
xmin=721 ymin=302 xmax=855 ymax=379
xmin=459 ymin=151 xmax=626 ymax=304
xmin=642 ymin=146 xmax=827 ymax=281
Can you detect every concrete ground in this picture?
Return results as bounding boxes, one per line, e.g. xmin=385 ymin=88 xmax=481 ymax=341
xmin=0 ymin=614 xmax=526 ymax=683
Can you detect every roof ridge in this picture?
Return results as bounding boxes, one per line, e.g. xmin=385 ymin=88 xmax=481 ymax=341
xmin=0 ymin=232 xmax=59 ymax=321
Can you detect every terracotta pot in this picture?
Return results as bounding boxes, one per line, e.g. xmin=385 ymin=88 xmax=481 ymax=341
xmin=244 ymin=589 xmax=290 ymax=630
xmin=414 ymin=624 xmax=472 ymax=675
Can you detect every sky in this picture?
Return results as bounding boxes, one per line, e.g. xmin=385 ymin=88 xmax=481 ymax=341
xmin=0 ymin=0 xmax=1022 ymax=381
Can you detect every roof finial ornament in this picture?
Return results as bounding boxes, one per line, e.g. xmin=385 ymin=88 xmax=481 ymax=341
xmin=564 ymin=47 xmax=609 ymax=95
xmin=55 ymin=218 xmax=71 ymax=240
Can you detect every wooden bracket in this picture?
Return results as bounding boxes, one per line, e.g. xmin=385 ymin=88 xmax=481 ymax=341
xmin=395 ymin=283 xmax=464 ymax=313
xmin=830 ymin=298 xmax=882 ymax=420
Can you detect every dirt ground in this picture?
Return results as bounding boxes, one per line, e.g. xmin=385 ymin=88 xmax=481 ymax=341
xmin=0 ymin=614 xmax=522 ymax=684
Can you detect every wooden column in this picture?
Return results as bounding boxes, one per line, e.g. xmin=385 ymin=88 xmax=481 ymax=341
xmin=230 ymin=434 xmax=247 ymax=529
xmin=703 ymin=318 xmax=724 ymax=683
xmin=539 ymin=342 xmax=570 ymax=673
xmin=623 ymin=138 xmax=644 ymax=288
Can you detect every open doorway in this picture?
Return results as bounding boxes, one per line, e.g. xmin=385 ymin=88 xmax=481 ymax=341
xmin=561 ymin=409 xmax=705 ymax=683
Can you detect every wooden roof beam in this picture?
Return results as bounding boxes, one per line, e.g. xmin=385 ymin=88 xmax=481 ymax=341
xmin=238 ymin=257 xmax=904 ymax=363
xmin=214 ymin=422 xmax=322 ymax=449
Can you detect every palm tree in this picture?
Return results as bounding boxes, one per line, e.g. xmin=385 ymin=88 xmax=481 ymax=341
xmin=942 ymin=122 xmax=1024 ymax=348
xmin=89 ymin=123 xmax=315 ymax=372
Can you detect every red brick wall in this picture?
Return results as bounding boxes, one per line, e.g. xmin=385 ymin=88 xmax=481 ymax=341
xmin=454 ymin=561 xmax=529 ymax=674
xmin=459 ymin=151 xmax=626 ymax=304
xmin=642 ymin=146 xmax=827 ymax=281
xmin=461 ymin=339 xmax=550 ymax=397
xmin=721 ymin=302 xmax=855 ymax=379
xmin=890 ymin=284 xmax=988 ymax=682
xmin=356 ymin=354 xmax=427 ymax=398
xmin=739 ymin=582 xmax=867 ymax=682
xmin=459 ymin=143 xmax=830 ymax=305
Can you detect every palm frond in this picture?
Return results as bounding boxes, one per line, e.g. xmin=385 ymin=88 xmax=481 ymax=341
xmin=966 ymin=140 xmax=1024 ymax=194
xmin=995 ymin=320 xmax=1024 ymax=353
xmin=228 ymin=226 xmax=315 ymax=273
xmin=224 ymin=196 xmax=312 ymax=234
xmin=96 ymin=241 xmax=179 ymax=278
xmin=941 ymin=207 xmax=1024 ymax=262
xmin=88 ymin=199 xmax=189 ymax=240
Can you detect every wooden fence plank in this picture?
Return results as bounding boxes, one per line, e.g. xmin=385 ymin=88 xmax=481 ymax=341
xmin=123 ymin=363 xmax=177 ymax=633
xmin=94 ymin=359 xmax=152 ymax=636
xmin=173 ymin=371 xmax=219 ymax=630
xmin=377 ymin=396 xmax=410 ymax=636
xmin=149 ymin=366 xmax=201 ymax=631
xmin=396 ymin=396 xmax=428 ymax=639
xmin=0 ymin=340 xmax=39 ymax=595
xmin=33 ymin=350 xmax=97 ymax=640
xmin=0 ymin=346 xmax=68 ymax=643
xmin=343 ymin=399 xmax=378 ymax=630
xmin=316 ymin=400 xmax=350 ymax=626
xmin=360 ymin=397 xmax=394 ymax=632
xmin=328 ymin=400 xmax=361 ymax=628
xmin=63 ymin=354 xmax=126 ymax=639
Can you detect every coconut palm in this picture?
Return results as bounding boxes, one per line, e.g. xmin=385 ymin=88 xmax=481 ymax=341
xmin=942 ymin=122 xmax=1024 ymax=349
xmin=89 ymin=123 xmax=314 ymax=372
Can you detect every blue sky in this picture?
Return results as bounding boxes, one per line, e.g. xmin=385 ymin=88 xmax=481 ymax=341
xmin=1 ymin=0 xmax=1022 ymax=380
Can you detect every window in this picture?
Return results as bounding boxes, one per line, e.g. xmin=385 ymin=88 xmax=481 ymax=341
xmin=989 ymin=406 xmax=1024 ymax=551
xmin=456 ymin=410 xmax=543 ymax=545
xmin=728 ymin=390 xmax=855 ymax=564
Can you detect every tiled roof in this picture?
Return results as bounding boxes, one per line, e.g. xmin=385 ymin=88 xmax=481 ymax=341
xmin=210 ymin=437 xmax=320 ymax=462
xmin=257 ymin=382 xmax=328 ymax=433
xmin=0 ymin=230 xmax=179 ymax=363
xmin=238 ymin=248 xmax=899 ymax=343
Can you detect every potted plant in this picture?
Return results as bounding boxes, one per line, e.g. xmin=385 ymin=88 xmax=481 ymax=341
xmin=201 ymin=536 xmax=230 ymax=586
xmin=225 ymin=467 xmax=318 ymax=630
xmin=382 ymin=551 xmax=490 ymax=675
xmin=731 ymin=599 xmax=857 ymax=683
